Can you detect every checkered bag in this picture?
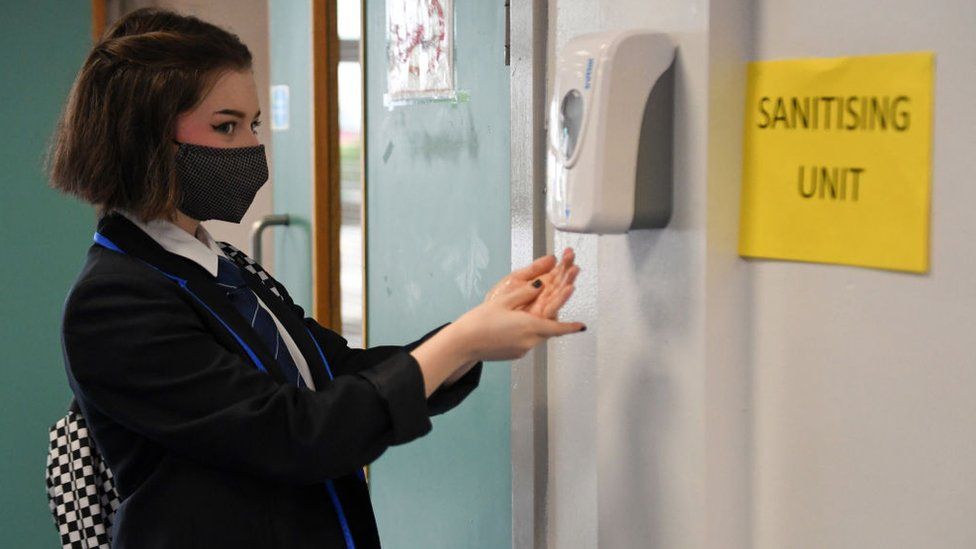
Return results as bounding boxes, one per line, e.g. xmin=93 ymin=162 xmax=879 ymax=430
xmin=43 ymin=241 xmax=282 ymax=547
xmin=45 ymin=399 xmax=120 ymax=548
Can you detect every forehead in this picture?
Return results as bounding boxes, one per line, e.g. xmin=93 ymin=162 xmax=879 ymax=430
xmin=196 ymin=69 xmax=259 ymax=112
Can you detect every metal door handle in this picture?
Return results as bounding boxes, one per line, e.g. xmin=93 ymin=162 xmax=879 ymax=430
xmin=250 ymin=214 xmax=290 ymax=265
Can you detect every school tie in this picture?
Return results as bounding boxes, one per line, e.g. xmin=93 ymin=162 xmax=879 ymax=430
xmin=215 ymin=254 xmax=304 ymax=387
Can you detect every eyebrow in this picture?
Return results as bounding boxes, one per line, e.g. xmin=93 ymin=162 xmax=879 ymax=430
xmin=213 ymin=109 xmax=261 ymax=119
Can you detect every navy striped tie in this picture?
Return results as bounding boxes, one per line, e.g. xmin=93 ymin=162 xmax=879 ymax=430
xmin=216 ymin=254 xmax=304 ymax=387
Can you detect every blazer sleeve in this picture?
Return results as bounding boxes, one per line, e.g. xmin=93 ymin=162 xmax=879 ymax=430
xmin=62 ymin=273 xmax=433 ymax=486
xmin=295 ymin=303 xmax=484 ymax=417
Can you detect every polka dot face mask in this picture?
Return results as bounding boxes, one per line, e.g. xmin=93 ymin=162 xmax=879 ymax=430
xmin=174 ymin=141 xmax=269 ymax=223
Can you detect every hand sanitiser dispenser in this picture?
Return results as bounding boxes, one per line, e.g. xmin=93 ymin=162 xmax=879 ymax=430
xmin=546 ymin=30 xmax=675 ymax=233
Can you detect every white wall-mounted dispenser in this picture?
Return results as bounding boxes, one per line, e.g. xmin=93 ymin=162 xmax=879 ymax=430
xmin=546 ymin=30 xmax=676 ymax=233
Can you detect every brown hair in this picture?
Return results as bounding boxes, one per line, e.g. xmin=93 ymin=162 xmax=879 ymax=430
xmin=47 ymin=8 xmax=253 ymax=222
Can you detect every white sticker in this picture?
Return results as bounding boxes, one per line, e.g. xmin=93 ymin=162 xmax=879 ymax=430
xmin=270 ymin=85 xmax=290 ymax=131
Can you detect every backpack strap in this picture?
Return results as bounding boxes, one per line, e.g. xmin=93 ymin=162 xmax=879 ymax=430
xmin=215 ymin=241 xmax=289 ymax=302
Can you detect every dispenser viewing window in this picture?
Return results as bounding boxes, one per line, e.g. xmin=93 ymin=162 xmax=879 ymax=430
xmin=546 ymin=30 xmax=676 ymax=234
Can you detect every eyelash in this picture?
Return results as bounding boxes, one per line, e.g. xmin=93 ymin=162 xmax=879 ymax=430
xmin=212 ymin=120 xmax=262 ymax=135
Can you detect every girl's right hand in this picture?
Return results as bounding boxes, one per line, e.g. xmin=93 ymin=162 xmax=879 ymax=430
xmin=452 ymin=281 xmax=585 ymax=362
xmin=410 ymin=260 xmax=584 ymax=397
xmin=484 ymin=247 xmax=580 ymax=320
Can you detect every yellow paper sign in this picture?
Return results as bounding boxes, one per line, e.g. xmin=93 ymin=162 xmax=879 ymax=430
xmin=738 ymin=52 xmax=934 ymax=273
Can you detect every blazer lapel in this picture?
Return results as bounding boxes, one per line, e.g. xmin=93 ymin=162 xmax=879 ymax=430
xmin=235 ymin=265 xmax=333 ymax=391
xmin=96 ymin=213 xmax=289 ymax=385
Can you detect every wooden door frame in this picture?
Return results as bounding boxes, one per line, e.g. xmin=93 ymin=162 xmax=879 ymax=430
xmin=92 ymin=0 xmax=106 ymax=41
xmin=311 ymin=0 xmax=343 ymax=331
xmin=313 ymin=2 xmax=370 ymax=482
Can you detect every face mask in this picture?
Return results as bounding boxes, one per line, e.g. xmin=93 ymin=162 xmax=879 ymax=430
xmin=173 ymin=140 xmax=269 ymax=223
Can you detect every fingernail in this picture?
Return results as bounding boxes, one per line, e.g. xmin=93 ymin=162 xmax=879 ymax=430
xmin=579 ymin=324 xmax=587 ymax=332
xmin=532 ymin=279 xmax=543 ymax=288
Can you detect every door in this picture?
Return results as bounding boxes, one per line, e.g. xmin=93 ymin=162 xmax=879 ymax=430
xmin=363 ymin=1 xmax=513 ymax=547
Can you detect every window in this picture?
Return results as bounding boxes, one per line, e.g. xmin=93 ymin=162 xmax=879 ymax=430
xmin=337 ymin=0 xmax=363 ymax=347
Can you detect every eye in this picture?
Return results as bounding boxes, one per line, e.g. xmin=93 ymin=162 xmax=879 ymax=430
xmin=251 ymin=119 xmax=262 ymax=134
xmin=212 ymin=122 xmax=236 ymax=135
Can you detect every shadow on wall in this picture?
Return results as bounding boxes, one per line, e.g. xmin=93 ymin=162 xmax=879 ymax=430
xmin=597 ymin=42 xmax=704 ymax=547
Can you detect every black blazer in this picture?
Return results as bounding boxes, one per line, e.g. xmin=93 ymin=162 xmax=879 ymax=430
xmin=61 ymin=212 xmax=483 ymax=549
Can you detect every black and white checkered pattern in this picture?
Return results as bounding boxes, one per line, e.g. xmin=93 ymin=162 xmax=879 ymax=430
xmin=216 ymin=241 xmax=286 ymax=301
xmin=45 ymin=403 xmax=119 ymax=549
xmin=44 ymin=242 xmax=284 ymax=547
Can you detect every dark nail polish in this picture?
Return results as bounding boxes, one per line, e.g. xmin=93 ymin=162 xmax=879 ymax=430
xmin=579 ymin=325 xmax=587 ymax=332
xmin=532 ymin=279 xmax=543 ymax=288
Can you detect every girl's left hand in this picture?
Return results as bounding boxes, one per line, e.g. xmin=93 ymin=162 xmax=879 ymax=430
xmin=483 ymin=247 xmax=580 ymax=320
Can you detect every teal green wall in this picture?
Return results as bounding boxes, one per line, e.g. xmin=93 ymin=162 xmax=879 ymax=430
xmin=269 ymin=0 xmax=314 ymax=310
xmin=364 ymin=1 xmax=513 ymax=547
xmin=0 ymin=2 xmax=96 ymax=545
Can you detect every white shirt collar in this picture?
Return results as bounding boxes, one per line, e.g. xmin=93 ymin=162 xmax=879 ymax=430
xmin=116 ymin=209 xmax=223 ymax=277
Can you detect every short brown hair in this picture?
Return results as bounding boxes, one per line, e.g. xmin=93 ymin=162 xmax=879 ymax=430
xmin=47 ymin=8 xmax=253 ymax=222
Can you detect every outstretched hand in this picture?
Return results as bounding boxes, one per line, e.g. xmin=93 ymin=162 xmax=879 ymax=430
xmin=420 ymin=248 xmax=584 ymax=392
xmin=484 ymin=247 xmax=580 ymax=320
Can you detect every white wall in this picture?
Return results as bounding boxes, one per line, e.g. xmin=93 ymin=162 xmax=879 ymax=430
xmin=747 ymin=1 xmax=976 ymax=548
xmin=545 ymin=0 xmax=976 ymax=548
xmin=546 ymin=2 xmax=713 ymax=548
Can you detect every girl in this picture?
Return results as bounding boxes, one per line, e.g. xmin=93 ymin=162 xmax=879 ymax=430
xmin=49 ymin=8 xmax=582 ymax=548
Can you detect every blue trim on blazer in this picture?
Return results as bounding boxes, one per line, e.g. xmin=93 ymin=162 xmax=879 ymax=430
xmin=93 ymin=231 xmax=357 ymax=549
